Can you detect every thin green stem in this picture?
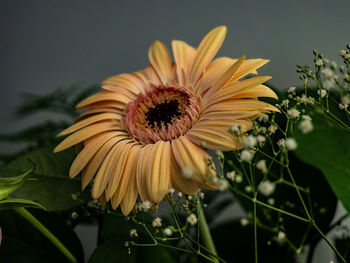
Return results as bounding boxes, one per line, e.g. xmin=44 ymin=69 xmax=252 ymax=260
xmin=197 ymin=203 xmax=219 ymax=263
xmin=253 ymin=199 xmax=258 ymax=263
xmin=286 ymin=166 xmax=312 ymax=220
xmin=14 ymin=207 xmax=78 ymax=263
xmin=313 ymin=222 xmax=346 ymax=263
xmin=255 ymin=200 xmax=310 ymax=223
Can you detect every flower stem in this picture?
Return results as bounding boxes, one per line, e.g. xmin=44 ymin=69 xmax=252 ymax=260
xmin=14 ymin=207 xmax=78 ymax=263
xmin=197 ymin=202 xmax=219 ymax=263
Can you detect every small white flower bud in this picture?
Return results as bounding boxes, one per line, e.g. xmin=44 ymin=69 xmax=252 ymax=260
xmin=240 ymin=218 xmax=249 ymax=226
xmin=130 ymin=229 xmax=138 ymax=237
xmin=315 ymin=59 xmax=323 ymax=67
xmin=256 ymin=160 xmax=267 ymax=173
xmin=258 ymin=181 xmax=275 ymax=196
xmin=152 ymin=217 xmax=162 ymax=227
xmin=242 ymin=135 xmax=257 ymax=149
xmin=285 ymin=138 xmax=298 ymax=150
xmin=317 ymin=89 xmax=327 ymax=97
xmin=240 ymin=150 xmax=253 ymax=162
xmin=287 ymin=109 xmax=300 ymax=119
xmin=182 ymin=166 xmax=193 ymax=178
xmin=163 ymin=228 xmax=172 ymax=236
xmin=226 ymin=171 xmax=236 ymax=180
xmin=298 ymin=119 xmax=313 ymax=134
xmin=187 ymin=214 xmax=198 ymax=226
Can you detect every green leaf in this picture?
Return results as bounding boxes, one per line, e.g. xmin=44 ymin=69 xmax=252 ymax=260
xmin=294 ymin=119 xmax=350 ymax=214
xmin=0 ymin=165 xmax=34 ymax=200
xmin=0 ymin=198 xmax=46 ymax=211
xmin=0 ymin=209 xmax=84 ymax=262
xmin=88 ymin=238 xmax=136 ymax=263
xmin=89 ymin=213 xmax=177 ymax=263
xmin=0 ymin=146 xmax=89 ymax=211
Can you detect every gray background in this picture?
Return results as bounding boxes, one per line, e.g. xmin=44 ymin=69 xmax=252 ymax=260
xmin=1 ymin=0 xmax=349 ymax=262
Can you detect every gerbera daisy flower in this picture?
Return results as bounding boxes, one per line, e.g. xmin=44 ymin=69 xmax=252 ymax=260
xmin=54 ymin=26 xmax=278 ymax=215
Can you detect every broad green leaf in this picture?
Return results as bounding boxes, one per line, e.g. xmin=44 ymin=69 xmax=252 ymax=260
xmin=88 ymin=238 xmax=136 ymax=263
xmin=294 ymin=120 xmax=350 ymax=214
xmin=0 ymin=209 xmax=84 ymax=262
xmin=0 ymin=146 xmax=89 ymax=211
xmin=0 ymin=198 xmax=46 ymax=211
xmin=89 ymin=213 xmax=177 ymax=263
xmin=0 ymin=165 xmax=34 ymax=200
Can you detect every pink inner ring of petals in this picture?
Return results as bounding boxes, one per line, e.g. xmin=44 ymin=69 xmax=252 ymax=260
xmin=122 ymin=86 xmax=200 ymax=144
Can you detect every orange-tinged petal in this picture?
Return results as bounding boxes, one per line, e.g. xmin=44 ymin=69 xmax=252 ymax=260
xmin=170 ymin=149 xmax=200 ymax=195
xmin=120 ymin=150 xmax=139 ymax=215
xmin=200 ymin=110 xmax=262 ymax=121
xmin=202 ymin=99 xmax=279 ymax=116
xmin=143 ymin=65 xmax=162 ymax=87
xmin=211 ymin=56 xmax=246 ymax=91
xmin=171 ymin=136 xmax=215 ymax=184
xmin=76 ymin=91 xmax=134 ymax=109
xmin=230 ymin=84 xmax=278 ymax=100
xmin=92 ymin=141 xmax=121 ymax=199
xmin=172 ymin=40 xmax=196 ymax=86
xmin=187 ymin=125 xmax=241 ymax=151
xmin=81 ymin=136 xmax=123 ymax=190
xmin=146 ymin=141 xmax=171 ymax=203
xmin=228 ymin=59 xmax=270 ymax=84
xmin=54 ymin=122 xmax=121 ymax=153
xmin=76 ymin=108 xmax=122 ymax=121
xmin=69 ymin=131 xmax=128 ymax=178
xmin=102 ymin=73 xmax=148 ymax=94
xmin=203 ymin=76 xmax=272 ymax=107
xmin=197 ymin=57 xmax=237 ymax=93
xmin=58 ymin=113 xmax=122 ymax=136
xmin=136 ymin=145 xmax=153 ymax=202
xmin=106 ymin=141 xmax=135 ymax=200
xmin=148 ymin=41 xmax=173 ymax=85
xmin=111 ymin=145 xmax=141 ymax=210
xmin=189 ymin=26 xmax=227 ymax=85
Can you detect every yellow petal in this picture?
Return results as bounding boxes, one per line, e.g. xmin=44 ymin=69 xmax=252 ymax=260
xmin=69 ymin=131 xmax=128 ymax=178
xmin=171 ymin=136 xmax=215 ymax=184
xmin=189 ymin=26 xmax=227 ymax=85
xmin=170 ymin=149 xmax=200 ymax=195
xmin=54 ymin=122 xmax=121 ymax=153
xmin=146 ymin=141 xmax=171 ymax=203
xmin=111 ymin=145 xmax=141 ymax=210
xmin=171 ymin=40 xmax=196 ymax=86
xmin=202 ymin=99 xmax=278 ymax=115
xmin=230 ymin=84 xmax=278 ymax=100
xmin=148 ymin=41 xmax=173 ymax=84
xmin=76 ymin=108 xmax=122 ymax=121
xmin=92 ymin=141 xmax=121 ymax=199
xmin=211 ymin=56 xmax=246 ymax=91
xmin=76 ymin=91 xmax=134 ymax=109
xmin=102 ymin=73 xmax=148 ymax=94
xmin=136 ymin=145 xmax=153 ymax=202
xmin=81 ymin=136 xmax=123 ymax=190
xmin=105 ymin=141 xmax=135 ymax=200
xmin=203 ymin=76 xmax=272 ymax=107
xmin=187 ymin=125 xmax=241 ymax=151
xmin=58 ymin=113 xmax=122 ymax=136
xmin=120 ymin=149 xmax=140 ymax=215
xmin=143 ymin=65 xmax=162 ymax=87
xmin=228 ymin=59 xmax=270 ymax=84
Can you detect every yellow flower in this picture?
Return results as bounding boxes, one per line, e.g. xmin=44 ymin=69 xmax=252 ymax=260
xmin=54 ymin=26 xmax=278 ymax=215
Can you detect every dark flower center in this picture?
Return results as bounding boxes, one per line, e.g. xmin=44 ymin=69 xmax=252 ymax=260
xmin=145 ymin=100 xmax=182 ymax=129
